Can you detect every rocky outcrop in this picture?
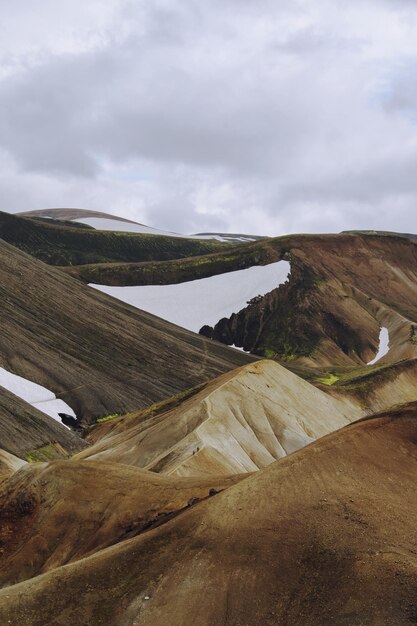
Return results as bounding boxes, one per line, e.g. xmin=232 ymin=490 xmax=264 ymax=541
xmin=203 ymin=234 xmax=417 ymax=367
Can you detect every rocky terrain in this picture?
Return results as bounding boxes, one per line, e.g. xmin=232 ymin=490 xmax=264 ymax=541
xmin=61 ymin=230 xmax=417 ymax=368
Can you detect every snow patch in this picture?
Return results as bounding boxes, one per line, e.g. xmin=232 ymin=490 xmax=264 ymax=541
xmin=76 ymin=217 xmax=184 ymax=238
xmin=90 ymin=261 xmax=290 ymax=333
xmin=75 ymin=218 xmax=255 ymax=243
xmin=231 ymin=344 xmax=249 ymax=353
xmin=190 ymin=234 xmax=257 ymax=243
xmin=367 ymin=327 xmax=390 ymax=365
xmin=0 ymin=368 xmax=75 ymax=427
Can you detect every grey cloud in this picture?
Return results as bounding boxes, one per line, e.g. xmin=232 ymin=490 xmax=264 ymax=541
xmin=0 ymin=0 xmax=416 ymax=236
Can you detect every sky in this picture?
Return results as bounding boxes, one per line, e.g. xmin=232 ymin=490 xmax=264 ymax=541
xmin=0 ymin=0 xmax=417 ymax=236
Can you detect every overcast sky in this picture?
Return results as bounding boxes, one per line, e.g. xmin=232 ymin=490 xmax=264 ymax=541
xmin=1 ymin=0 xmax=417 ymax=235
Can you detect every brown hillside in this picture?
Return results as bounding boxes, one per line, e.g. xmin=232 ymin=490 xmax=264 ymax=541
xmin=0 ymin=403 xmax=416 ymax=625
xmin=0 ymin=460 xmax=243 ymax=588
xmin=0 ymin=449 xmax=26 ymax=482
xmin=211 ymin=233 xmax=417 ymax=366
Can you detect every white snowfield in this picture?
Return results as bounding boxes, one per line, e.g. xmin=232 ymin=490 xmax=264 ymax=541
xmin=0 ymin=368 xmax=75 ymax=427
xmin=367 ymin=327 xmax=390 ymax=365
xmin=76 ymin=217 xmax=256 ymax=242
xmin=90 ymin=261 xmax=291 ymax=333
xmin=76 ymin=217 xmax=184 ymax=238
xmin=191 ymin=234 xmax=257 ymax=243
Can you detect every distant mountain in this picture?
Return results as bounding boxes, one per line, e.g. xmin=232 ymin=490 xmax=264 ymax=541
xmin=18 ymin=207 xmax=262 ymax=242
xmin=342 ymin=229 xmax=417 ymax=243
xmin=0 ymin=210 xmax=226 ymax=265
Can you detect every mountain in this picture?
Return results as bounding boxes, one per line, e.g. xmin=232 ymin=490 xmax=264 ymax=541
xmin=6 ymin=210 xmax=417 ymax=371
xmin=64 ymin=230 xmax=417 ymax=368
xmin=0 ymin=239 xmax=253 ymax=429
xmin=2 ymin=207 xmax=417 ymax=625
xmin=206 ymin=233 xmax=417 ymax=366
xmin=76 ymin=360 xmax=360 ymax=476
xmin=0 ymin=210 xmax=225 ymax=266
xmin=343 ymin=229 xmax=417 ymax=243
xmin=0 ymin=403 xmax=416 ymax=625
xmin=17 ymin=207 xmax=262 ymax=243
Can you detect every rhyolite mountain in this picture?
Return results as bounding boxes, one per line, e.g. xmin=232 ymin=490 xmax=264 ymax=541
xmin=0 ymin=238 xmax=253 ymax=430
xmin=1 ymin=207 xmax=417 ymax=626
xmin=1 ymin=403 xmax=416 ymax=625
xmin=3 ymin=210 xmax=417 ymax=370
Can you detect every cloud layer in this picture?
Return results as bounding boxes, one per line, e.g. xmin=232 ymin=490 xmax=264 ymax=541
xmin=1 ymin=0 xmax=417 ymax=235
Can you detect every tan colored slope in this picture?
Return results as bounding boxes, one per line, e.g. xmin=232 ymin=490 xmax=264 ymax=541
xmin=0 ymin=459 xmax=243 ymax=589
xmin=77 ymin=360 xmax=361 ymax=476
xmin=0 ymin=449 xmax=26 ymax=482
xmin=1 ymin=403 xmax=416 ymax=625
xmin=324 ymin=357 xmax=417 ymax=413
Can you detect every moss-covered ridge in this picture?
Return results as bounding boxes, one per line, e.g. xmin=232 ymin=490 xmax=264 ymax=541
xmin=0 ymin=210 xmax=227 ymax=266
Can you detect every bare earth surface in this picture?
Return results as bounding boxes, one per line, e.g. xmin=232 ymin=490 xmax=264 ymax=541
xmin=0 ymin=403 xmax=416 ymax=625
xmin=78 ymin=360 xmax=361 ymax=476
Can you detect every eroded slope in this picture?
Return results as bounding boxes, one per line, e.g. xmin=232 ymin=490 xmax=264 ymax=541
xmin=0 ymin=240 xmax=253 ymax=426
xmin=1 ymin=404 xmax=416 ymax=625
xmin=78 ymin=360 xmax=361 ymax=476
xmin=0 ymin=460 xmax=242 ymax=588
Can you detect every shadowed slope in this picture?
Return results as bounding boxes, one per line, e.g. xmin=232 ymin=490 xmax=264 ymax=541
xmin=0 ymin=240 xmax=253 ymax=425
xmin=0 ymin=387 xmax=86 ymax=459
xmin=0 ymin=404 xmax=416 ymax=625
xmin=77 ymin=360 xmax=360 ymax=476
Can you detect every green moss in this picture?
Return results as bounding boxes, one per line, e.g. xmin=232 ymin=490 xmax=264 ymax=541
xmin=280 ymin=353 xmax=297 ymax=362
xmin=25 ymin=443 xmax=67 ymax=463
xmin=0 ymin=210 xmax=229 ymax=267
xmin=96 ymin=412 xmax=121 ymax=423
xmin=317 ymin=373 xmax=340 ymax=386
